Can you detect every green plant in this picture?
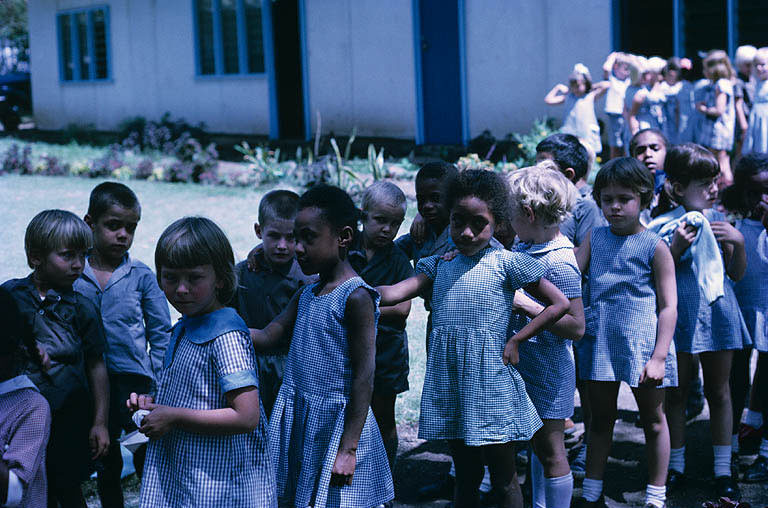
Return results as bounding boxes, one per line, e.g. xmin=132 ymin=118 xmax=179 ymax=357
xmin=510 ymin=117 xmax=558 ymax=168
xmin=235 ymin=141 xmax=286 ymax=183
xmin=367 ymin=144 xmax=384 ymax=181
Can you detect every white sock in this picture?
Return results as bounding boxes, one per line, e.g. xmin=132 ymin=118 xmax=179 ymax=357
xmin=479 ymin=465 xmax=492 ymax=493
xmin=449 ymin=460 xmax=455 ymax=477
xmin=745 ymin=409 xmax=763 ymax=428
xmin=669 ymin=446 xmax=685 ymax=473
xmin=759 ymin=438 xmax=768 ymax=459
xmin=713 ymin=444 xmax=732 ymax=477
xmin=732 ymin=433 xmax=740 ymax=454
xmin=531 ymin=452 xmax=546 ymax=508
xmin=545 ymin=473 xmax=574 ymax=508
xmin=645 ymin=484 xmax=666 ymax=508
xmin=581 ymin=478 xmax=603 ymax=502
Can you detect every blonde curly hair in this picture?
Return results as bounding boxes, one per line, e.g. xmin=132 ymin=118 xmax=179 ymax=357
xmin=508 ymin=164 xmax=578 ymax=227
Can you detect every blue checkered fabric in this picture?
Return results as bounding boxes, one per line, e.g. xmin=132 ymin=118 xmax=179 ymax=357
xmin=576 ymin=227 xmax=678 ymax=387
xmin=696 ymin=79 xmax=735 ymax=151
xmin=415 ymin=247 xmax=545 ymax=446
xmin=514 ymin=236 xmax=581 ymax=419
xmin=673 ymin=209 xmax=751 ymax=353
xmin=140 ymin=330 xmax=276 ymax=507
xmin=734 ymin=219 xmax=768 ymax=352
xmin=269 ymin=277 xmax=394 ymax=508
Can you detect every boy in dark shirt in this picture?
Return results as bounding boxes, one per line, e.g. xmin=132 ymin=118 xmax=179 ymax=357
xmin=234 ymin=190 xmax=315 ymax=417
xmin=3 ymin=210 xmax=109 ymax=508
xmin=348 ymin=181 xmax=414 ymax=471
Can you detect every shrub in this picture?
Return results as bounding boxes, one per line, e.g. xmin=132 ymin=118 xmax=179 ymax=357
xmin=36 ymin=154 xmax=69 ymax=176
xmin=0 ymin=143 xmax=33 ymax=174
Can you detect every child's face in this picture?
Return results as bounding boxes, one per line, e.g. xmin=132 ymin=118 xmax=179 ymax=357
xmin=362 ymin=201 xmax=405 ymax=249
xmin=674 ymin=177 xmax=719 ymax=212
xmin=632 ymin=132 xmax=667 ymax=175
xmin=748 ymin=171 xmax=768 ymax=216
xmin=33 ymin=247 xmax=86 ymax=290
xmin=614 ymin=62 xmax=630 ymax=80
xmin=754 ymin=57 xmax=768 ymax=80
xmin=598 ymin=184 xmax=643 ymax=233
xmin=294 ymin=207 xmax=348 ymax=275
xmin=643 ymin=71 xmax=659 ymax=86
xmin=87 ymin=205 xmax=140 ymax=264
xmin=569 ymin=78 xmax=587 ymax=96
xmin=664 ymin=69 xmax=680 ymax=85
xmin=160 ymin=264 xmax=222 ymax=317
xmin=416 ymin=178 xmax=448 ymax=230
xmin=256 ymin=218 xmax=296 ymax=267
xmin=449 ymin=196 xmax=495 ymax=256
xmin=509 ymin=206 xmax=538 ymax=243
xmin=739 ymin=61 xmax=753 ymax=77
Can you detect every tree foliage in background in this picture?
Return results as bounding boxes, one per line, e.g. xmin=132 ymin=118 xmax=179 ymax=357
xmin=0 ymin=0 xmax=29 ymax=72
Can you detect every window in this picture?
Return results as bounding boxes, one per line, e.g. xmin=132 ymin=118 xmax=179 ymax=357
xmin=57 ymin=6 xmax=110 ymax=82
xmin=193 ymin=0 xmax=266 ymax=76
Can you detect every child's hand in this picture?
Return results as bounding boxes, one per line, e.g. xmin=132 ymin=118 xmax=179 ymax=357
xmin=89 ymin=424 xmax=110 ymax=459
xmin=711 ymin=221 xmax=744 ymax=246
xmin=441 ymin=249 xmax=459 ymax=262
xmin=410 ymin=213 xmax=427 ymax=244
xmin=126 ymin=392 xmax=154 ymax=412
xmin=669 ymin=221 xmax=697 ymax=258
xmin=638 ymin=358 xmax=665 ymax=386
xmin=696 ymin=102 xmax=708 ymax=114
xmin=330 ymin=447 xmax=357 ymax=487
xmin=36 ymin=344 xmax=51 ymax=371
xmin=138 ymin=404 xmax=177 ymax=439
xmin=246 ymin=244 xmax=264 ymax=272
xmin=503 ymin=338 xmax=520 ymax=366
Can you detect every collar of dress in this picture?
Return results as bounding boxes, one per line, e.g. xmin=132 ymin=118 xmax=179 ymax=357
xmin=163 ymin=307 xmax=249 ymax=368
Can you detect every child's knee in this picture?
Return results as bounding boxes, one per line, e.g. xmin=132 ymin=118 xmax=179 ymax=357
xmin=704 ymin=382 xmax=731 ymax=407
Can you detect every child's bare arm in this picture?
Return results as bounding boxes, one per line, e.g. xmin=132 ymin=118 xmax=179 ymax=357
xmin=85 ymin=355 xmax=110 ymax=459
xmin=331 ymin=287 xmax=377 ymax=486
xmin=627 ymin=91 xmax=645 ymax=134
xmin=504 ymin=278 xmax=570 ymax=365
xmin=544 ymin=84 xmax=568 ymax=105
xmin=711 ymin=221 xmax=746 ymax=281
xmin=640 ymin=241 xmax=677 ymax=385
xmin=575 ymin=231 xmax=592 ymax=273
xmin=515 ymin=294 xmax=585 ymax=341
xmin=591 ymin=80 xmax=610 ymax=98
xmin=250 ymin=291 xmax=300 ymax=351
xmin=377 ymin=273 xmax=431 ymax=306
xmin=379 ymin=300 xmax=411 ymax=327
xmin=736 ymin=96 xmax=749 ymax=133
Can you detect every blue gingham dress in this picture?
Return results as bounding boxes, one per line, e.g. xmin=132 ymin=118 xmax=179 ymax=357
xmin=140 ymin=326 xmax=276 ymax=507
xmin=743 ymin=79 xmax=768 ymax=155
xmin=269 ymin=277 xmax=393 ymax=508
xmin=416 ymin=247 xmax=545 ymax=445
xmin=673 ymin=209 xmax=750 ymax=353
xmin=514 ymin=236 xmax=582 ymax=419
xmin=576 ymin=227 xmax=677 ymax=387
xmin=696 ymin=79 xmax=735 ymax=150
xmin=734 ymin=219 xmax=768 ymax=352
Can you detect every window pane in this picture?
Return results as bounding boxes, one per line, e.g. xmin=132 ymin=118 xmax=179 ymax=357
xmin=59 ymin=15 xmax=73 ymax=80
xmin=220 ymin=0 xmax=239 ymax=74
xmin=617 ymin=0 xmax=673 ymax=56
xmin=76 ymin=12 xmax=90 ymax=79
xmin=244 ymin=0 xmax=264 ymax=73
xmin=738 ymin=0 xmax=768 ymax=48
xmin=92 ymin=9 xmax=108 ymax=79
xmin=196 ymin=0 xmax=215 ymax=74
xmin=684 ymin=0 xmax=727 ymax=58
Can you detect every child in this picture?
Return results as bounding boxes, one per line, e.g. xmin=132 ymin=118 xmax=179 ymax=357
xmin=251 ymin=185 xmax=394 ymax=508
xmin=734 ymin=45 xmax=756 ymax=157
xmin=630 ymin=129 xmax=669 ymax=226
xmin=653 ymin=144 xmax=749 ymax=498
xmin=0 ymin=288 xmax=51 ymax=508
xmin=231 ymin=189 xmax=315 ymax=418
xmin=573 ymin=158 xmax=678 ymax=508
xmin=2 ymin=209 xmax=109 ymax=508
xmin=602 ymin=52 xmax=634 ymax=159
xmin=720 ymin=154 xmax=768 ymax=482
xmin=129 ymin=217 xmax=276 ymax=507
xmin=696 ymin=50 xmax=737 ymax=187
xmin=377 ymin=170 xmax=570 ymax=508
xmin=507 ymin=167 xmax=585 ymax=508
xmin=742 ymin=48 xmax=768 ymax=156
xmin=545 ymin=63 xmax=609 ymax=156
xmin=628 ymin=56 xmax=668 ymax=136
xmin=73 ymin=182 xmax=171 ymax=507
xmin=348 ymin=181 xmax=413 ymax=472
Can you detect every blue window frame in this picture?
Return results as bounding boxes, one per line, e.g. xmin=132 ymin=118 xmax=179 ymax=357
xmin=57 ymin=6 xmax=111 ymax=82
xmin=193 ymin=0 xmax=266 ymax=76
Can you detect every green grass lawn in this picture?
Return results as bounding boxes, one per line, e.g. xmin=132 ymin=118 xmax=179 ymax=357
xmin=0 ymin=174 xmax=427 ymax=424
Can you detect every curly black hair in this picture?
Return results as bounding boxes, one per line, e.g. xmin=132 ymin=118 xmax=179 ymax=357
xmin=299 ymin=184 xmax=361 ymax=231
xmin=721 ymin=153 xmax=768 ymax=217
xmin=444 ymin=170 xmax=511 ymax=224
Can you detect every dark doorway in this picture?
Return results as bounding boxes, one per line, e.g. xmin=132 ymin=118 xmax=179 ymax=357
xmin=616 ymin=0 xmax=674 ymax=56
xmin=271 ymin=0 xmax=305 ymax=139
xmin=417 ymin=0 xmax=464 ymax=145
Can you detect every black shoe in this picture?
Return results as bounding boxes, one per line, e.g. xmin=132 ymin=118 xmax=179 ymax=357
xmin=416 ymin=476 xmax=454 ymax=501
xmin=666 ymin=469 xmax=685 ymax=489
xmin=743 ymin=455 xmax=768 ymax=483
xmin=571 ymin=495 xmax=606 ymax=508
xmin=714 ymin=475 xmax=740 ymax=499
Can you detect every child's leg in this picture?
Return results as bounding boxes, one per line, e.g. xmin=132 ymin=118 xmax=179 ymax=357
xmin=48 ymin=485 xmax=87 ymax=508
xmin=730 ymin=348 xmax=752 ymax=450
xmin=584 ymin=381 xmax=620 ymax=481
xmin=532 ymin=419 xmax=572 ymax=508
xmin=700 ymin=350 xmax=735 ymax=480
xmin=484 ymin=442 xmax=523 ymax=508
xmin=665 ymin=352 xmax=694 ymax=459
xmin=633 ymin=384 xmax=669 ymax=508
xmin=371 ymin=392 xmax=399 ymax=471
xmin=449 ymin=440 xmax=485 ymax=508
xmin=744 ymin=352 xmax=768 ymax=481
xmin=716 ymin=149 xmax=733 ymax=187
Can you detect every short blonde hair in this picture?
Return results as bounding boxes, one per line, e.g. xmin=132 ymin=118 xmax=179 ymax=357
xmin=508 ymin=165 xmax=578 ymax=227
xmin=754 ymin=48 xmax=768 ymax=66
xmin=25 ymin=210 xmax=93 ymax=269
xmin=736 ymin=45 xmax=757 ymax=67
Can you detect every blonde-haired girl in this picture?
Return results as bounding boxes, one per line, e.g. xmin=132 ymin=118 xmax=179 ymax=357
xmin=743 ymin=47 xmax=768 ymax=155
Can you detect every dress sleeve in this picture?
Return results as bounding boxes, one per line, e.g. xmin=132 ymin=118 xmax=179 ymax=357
xmin=211 ymin=330 xmax=259 ymax=393
xmin=504 ymin=252 xmax=547 ymax=290
xmin=3 ymin=394 xmax=50 ymax=491
xmin=415 ymin=255 xmax=441 ymax=281
xmin=716 ymin=78 xmax=733 ymax=97
xmin=547 ymin=260 xmax=583 ymax=299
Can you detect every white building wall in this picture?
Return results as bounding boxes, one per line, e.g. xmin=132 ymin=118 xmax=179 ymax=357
xmin=303 ymin=0 xmax=417 ymax=138
xmin=29 ymin=0 xmax=271 ymax=133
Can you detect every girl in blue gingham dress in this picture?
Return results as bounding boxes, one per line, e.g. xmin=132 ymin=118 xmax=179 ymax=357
xmin=252 ymin=185 xmax=393 ymax=508
xmin=131 ymin=217 xmax=276 ymax=508
xmin=378 ymin=170 xmax=571 ymax=507
xmin=507 ymin=167 xmax=585 ymax=507
xmin=573 ymin=158 xmax=678 ymax=507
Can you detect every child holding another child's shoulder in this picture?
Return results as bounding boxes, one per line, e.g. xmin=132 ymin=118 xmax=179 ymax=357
xmin=3 ymin=210 xmax=109 ymax=508
xmin=130 ymin=217 xmax=276 ymax=508
xmin=251 ymin=185 xmax=394 ymax=508
xmin=232 ymin=189 xmax=315 ymax=418
xmin=74 ymin=182 xmax=171 ymax=506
